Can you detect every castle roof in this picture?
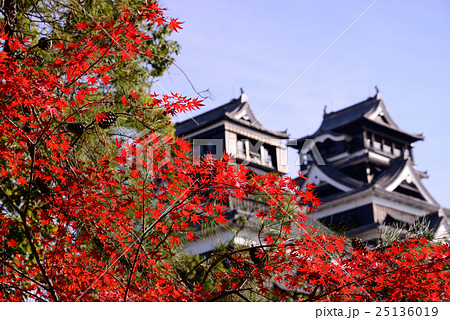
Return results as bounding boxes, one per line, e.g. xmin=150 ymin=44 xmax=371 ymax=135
xmin=295 ymin=93 xmax=423 ymax=146
xmin=175 ymin=93 xmax=289 ymax=139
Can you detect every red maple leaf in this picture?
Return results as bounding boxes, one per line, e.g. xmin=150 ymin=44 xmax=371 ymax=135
xmin=215 ymin=214 xmax=227 ymax=226
xmin=168 ymin=18 xmax=183 ymax=32
xmin=190 ymin=213 xmax=201 ymax=225
xmin=170 ymin=236 xmax=181 ymax=246
xmin=7 ymin=239 xmax=17 ymax=248
xmin=130 ymin=89 xmax=139 ymax=99
xmin=101 ymin=75 xmax=113 ymax=85
xmin=186 ymin=232 xmax=196 ymax=242
xmin=74 ymin=22 xmax=89 ymax=29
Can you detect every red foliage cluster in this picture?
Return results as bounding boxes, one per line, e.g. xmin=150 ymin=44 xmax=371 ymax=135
xmin=1 ymin=2 xmax=449 ymax=302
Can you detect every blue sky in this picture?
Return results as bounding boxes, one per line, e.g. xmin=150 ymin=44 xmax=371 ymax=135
xmin=155 ymin=0 xmax=450 ymax=208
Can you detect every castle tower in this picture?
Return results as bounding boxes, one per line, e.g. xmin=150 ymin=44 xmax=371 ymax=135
xmin=291 ymin=92 xmax=450 ymax=241
xmin=175 ymin=92 xmax=289 ymax=254
xmin=175 ymin=91 xmax=289 ymax=175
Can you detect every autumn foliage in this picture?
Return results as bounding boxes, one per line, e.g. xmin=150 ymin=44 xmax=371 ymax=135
xmin=1 ymin=1 xmax=450 ymax=302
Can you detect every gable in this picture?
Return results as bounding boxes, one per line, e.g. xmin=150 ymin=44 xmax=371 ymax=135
xmin=365 ymin=98 xmax=401 ymax=130
xmin=382 ymin=159 xmax=437 ymax=205
xmin=305 ymin=164 xmax=356 ymax=193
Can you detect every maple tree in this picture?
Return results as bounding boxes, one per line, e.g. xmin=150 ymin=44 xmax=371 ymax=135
xmin=1 ymin=1 xmax=450 ymax=302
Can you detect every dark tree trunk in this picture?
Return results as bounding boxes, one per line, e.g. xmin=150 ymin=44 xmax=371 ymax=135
xmin=1 ymin=0 xmax=18 ymax=53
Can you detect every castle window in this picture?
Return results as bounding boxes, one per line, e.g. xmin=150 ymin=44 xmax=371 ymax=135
xmin=249 ymin=147 xmax=261 ymax=162
xmin=373 ymin=135 xmax=382 ymax=151
xmin=200 ymin=144 xmax=217 ymax=156
xmin=393 ymin=144 xmax=402 ymax=157
xmin=365 ymin=131 xmax=373 ymax=148
xmin=261 ymin=146 xmax=270 ymax=165
xmin=237 ymin=140 xmax=245 ymax=155
xmin=383 ymin=141 xmax=392 ymax=154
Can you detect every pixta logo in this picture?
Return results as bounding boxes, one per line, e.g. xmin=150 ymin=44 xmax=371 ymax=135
xmin=118 ymin=131 xmax=326 ymax=176
xmin=289 ymin=138 xmax=325 ymax=167
xmin=191 ymin=137 xmax=325 ymax=169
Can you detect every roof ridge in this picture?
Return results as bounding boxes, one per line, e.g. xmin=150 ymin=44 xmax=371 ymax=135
xmin=324 ymin=95 xmax=378 ymax=119
xmin=175 ymin=98 xmax=242 ymax=126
